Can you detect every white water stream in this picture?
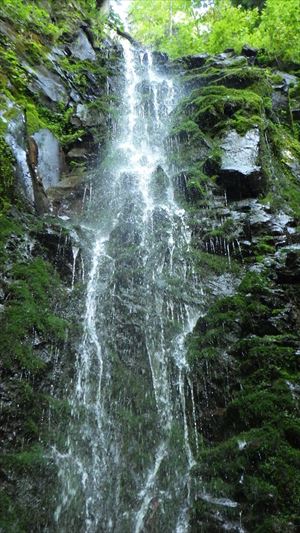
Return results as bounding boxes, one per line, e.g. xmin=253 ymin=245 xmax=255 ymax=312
xmin=53 ymin=1 xmax=203 ymax=531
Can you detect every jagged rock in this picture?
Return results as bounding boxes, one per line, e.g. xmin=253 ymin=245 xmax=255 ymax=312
xmin=75 ymin=103 xmax=106 ymax=127
xmin=209 ymin=53 xmax=248 ymax=69
xmin=272 ymin=90 xmax=290 ymax=123
xmin=32 ymin=223 xmax=81 ymax=281
xmin=241 ymin=45 xmax=258 ymax=58
xmin=25 ymin=64 xmax=68 ymax=104
xmin=282 ymin=149 xmax=300 ymax=180
xmin=47 ymin=174 xmax=83 ymax=196
xmin=68 ymin=29 xmax=96 ymax=61
xmin=218 ymin=128 xmax=263 ymax=199
xmin=96 ymin=0 xmax=110 ymax=12
xmin=220 ymin=128 xmax=260 ymax=174
xmin=152 ymin=51 xmax=169 ymax=66
xmin=0 ymin=19 xmax=17 ymax=42
xmin=291 ymin=107 xmax=300 ymax=121
xmin=183 ymin=53 xmax=209 ymax=69
xmin=33 ymin=129 xmax=61 ymax=190
xmin=70 ymin=89 xmax=81 ymax=103
xmin=47 ymin=174 xmax=87 ymax=215
xmin=67 ymin=147 xmax=88 ymax=160
xmin=275 ymin=71 xmax=298 ymax=89
xmin=276 ymin=247 xmax=300 ymax=283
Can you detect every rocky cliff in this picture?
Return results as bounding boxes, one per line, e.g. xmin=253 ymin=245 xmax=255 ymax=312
xmin=0 ymin=3 xmax=299 ymax=531
xmin=161 ymin=49 xmax=300 ymax=531
xmin=0 ymin=2 xmax=122 ymax=529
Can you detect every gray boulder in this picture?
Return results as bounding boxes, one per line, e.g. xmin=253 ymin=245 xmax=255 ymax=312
xmin=75 ymin=103 xmax=105 ymax=127
xmin=183 ymin=53 xmax=209 ymax=69
xmin=69 ymin=30 xmax=96 ymax=62
xmin=25 ymin=63 xmax=68 ymax=104
xmin=33 ymin=129 xmax=61 ymax=190
xmin=218 ymin=128 xmax=263 ymax=199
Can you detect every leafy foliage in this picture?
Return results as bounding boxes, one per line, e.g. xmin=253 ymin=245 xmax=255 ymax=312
xmin=0 ymin=137 xmax=15 ymax=212
xmin=130 ymin=0 xmax=202 ymax=57
xmin=129 ymin=0 xmax=300 ymax=62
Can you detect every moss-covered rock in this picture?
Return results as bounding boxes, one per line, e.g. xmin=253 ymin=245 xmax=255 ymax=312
xmin=0 ymin=204 xmax=83 ymax=530
xmin=170 ymin=58 xmax=299 ymax=531
xmin=0 ymin=1 xmax=122 ymax=214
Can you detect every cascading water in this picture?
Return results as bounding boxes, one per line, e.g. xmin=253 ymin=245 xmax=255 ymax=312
xmin=53 ymin=1 xmax=203 ymax=531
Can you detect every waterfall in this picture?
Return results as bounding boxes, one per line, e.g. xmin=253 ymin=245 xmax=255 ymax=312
xmin=53 ymin=1 xmax=203 ymax=531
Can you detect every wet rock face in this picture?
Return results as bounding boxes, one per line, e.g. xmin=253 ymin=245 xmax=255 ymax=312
xmin=0 ymin=6 xmax=125 ymax=528
xmin=0 ymin=208 xmax=83 ymax=531
xmin=26 ymin=64 xmax=69 ymax=104
xmin=276 ymin=248 xmax=300 ymax=283
xmin=183 ymin=53 xmax=209 ymax=69
xmin=166 ymin=50 xmax=300 ymax=531
xmin=68 ymin=29 xmax=96 ymax=62
xmin=150 ymin=166 xmax=169 ymax=202
xmin=33 ymin=129 xmax=61 ymax=190
xmin=75 ymin=103 xmax=106 ymax=127
xmin=218 ymin=128 xmax=263 ymax=199
xmin=220 ymin=128 xmax=260 ymax=176
xmin=241 ymin=44 xmax=258 ymax=58
xmin=0 ymin=5 xmax=123 ymax=220
xmin=5 ymin=111 xmax=34 ymax=203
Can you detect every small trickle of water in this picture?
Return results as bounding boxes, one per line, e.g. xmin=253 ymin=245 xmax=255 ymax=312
xmin=71 ymin=246 xmax=79 ymax=290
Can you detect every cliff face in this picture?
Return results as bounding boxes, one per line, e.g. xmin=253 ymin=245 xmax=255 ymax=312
xmin=0 ymin=3 xmax=300 ymax=531
xmin=162 ymin=49 xmax=300 ymax=531
xmin=0 ymin=2 xmax=122 ymax=530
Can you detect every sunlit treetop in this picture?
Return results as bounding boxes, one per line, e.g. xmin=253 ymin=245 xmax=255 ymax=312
xmin=128 ymin=0 xmax=300 ymax=63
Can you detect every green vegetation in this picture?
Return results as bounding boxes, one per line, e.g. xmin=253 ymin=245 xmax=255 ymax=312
xmin=188 ymin=271 xmax=300 ymax=529
xmin=168 ymin=46 xmax=300 ymax=531
xmin=0 ymin=257 xmax=68 ymax=370
xmin=0 ymin=210 xmax=75 ymax=530
xmin=0 ymin=137 xmax=15 ymax=212
xmin=1 ymin=0 xmax=107 ymax=42
xmin=186 ymin=85 xmax=268 ymax=132
xmin=130 ymin=0 xmax=300 ymax=62
xmin=0 ymin=0 xmax=116 ymax=157
xmin=0 ymin=0 xmax=299 ymax=531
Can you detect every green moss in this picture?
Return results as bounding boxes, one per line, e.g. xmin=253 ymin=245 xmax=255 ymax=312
xmin=194 ymin=422 xmax=300 ymax=523
xmin=225 ymin=386 xmax=295 ymax=429
xmin=169 ymin=118 xmax=203 ymax=139
xmin=238 ymin=271 xmax=270 ymax=294
xmin=16 ymin=38 xmax=49 ymax=66
xmin=203 ymin=217 xmax=238 ymax=239
xmin=23 ymin=100 xmax=82 ymax=145
xmin=189 ymin=251 xmax=300 ymax=527
xmin=0 ymin=257 xmax=68 ymax=371
xmin=0 ymin=215 xmax=23 ymax=258
xmin=0 ymin=444 xmax=45 ymax=472
xmin=260 ymin=123 xmax=300 ymax=218
xmin=0 ymin=137 xmax=16 ymax=211
xmin=25 ymin=103 xmax=47 ymax=135
xmin=0 ymin=46 xmax=29 ymax=94
xmin=0 ymin=492 xmax=23 ymax=533
xmin=190 ymin=248 xmax=241 ymax=276
xmin=185 ymin=85 xmax=267 ymax=132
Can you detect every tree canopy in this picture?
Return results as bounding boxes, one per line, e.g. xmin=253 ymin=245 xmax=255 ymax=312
xmin=129 ymin=0 xmax=300 ymax=63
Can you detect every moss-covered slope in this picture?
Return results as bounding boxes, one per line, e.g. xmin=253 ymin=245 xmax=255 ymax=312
xmin=165 ymin=49 xmax=300 ymax=531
